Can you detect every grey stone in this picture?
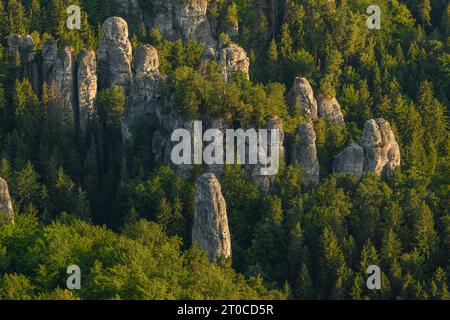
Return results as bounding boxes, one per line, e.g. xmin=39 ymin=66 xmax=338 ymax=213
xmin=287 ymin=77 xmax=318 ymax=119
xmin=317 ymin=95 xmax=345 ymax=126
xmin=97 ymin=17 xmax=133 ymax=91
xmin=291 ymin=122 xmax=320 ymax=185
xmin=192 ymin=172 xmax=231 ymax=262
xmin=0 ymin=177 xmax=14 ymax=225
xmin=77 ymin=49 xmax=97 ymax=134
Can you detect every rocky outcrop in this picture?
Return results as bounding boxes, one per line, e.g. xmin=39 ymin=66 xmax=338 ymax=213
xmin=97 ymin=17 xmax=133 ymax=91
xmin=200 ymin=43 xmax=250 ymax=82
xmin=112 ymin=0 xmax=143 ymax=25
xmin=333 ymin=118 xmax=400 ymax=179
xmin=251 ymin=116 xmax=285 ymax=193
xmin=122 ymin=45 xmax=165 ymax=140
xmin=7 ymin=34 xmax=34 ymax=55
xmin=43 ymin=41 xmax=76 ymax=127
xmin=287 ymin=77 xmax=318 ymax=119
xmin=317 ymin=95 xmax=345 ymax=126
xmin=146 ymin=0 xmax=215 ymax=47
xmin=77 ymin=49 xmax=97 ymax=134
xmin=0 ymin=178 xmax=14 ymax=225
xmin=333 ymin=143 xmax=364 ymax=179
xmin=219 ymin=43 xmax=250 ymax=82
xmin=291 ymin=122 xmax=320 ymax=185
xmin=359 ymin=119 xmax=401 ymax=178
xmin=192 ymin=172 xmax=231 ymax=262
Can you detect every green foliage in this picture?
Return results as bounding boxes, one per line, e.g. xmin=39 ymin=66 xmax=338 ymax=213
xmin=0 ymin=0 xmax=448 ymax=301
xmin=0 ymin=216 xmax=285 ymax=300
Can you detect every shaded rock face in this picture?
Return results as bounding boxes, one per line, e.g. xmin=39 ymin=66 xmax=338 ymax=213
xmin=122 ymin=45 xmax=165 ymax=140
xmin=318 ymin=95 xmax=344 ymax=126
xmin=251 ymin=116 xmax=285 ymax=193
xmin=0 ymin=178 xmax=14 ymax=225
xmin=219 ymin=43 xmax=250 ymax=82
xmin=112 ymin=0 xmax=143 ymax=23
xmin=7 ymin=34 xmax=34 ymax=54
xmin=7 ymin=34 xmax=40 ymax=93
xmin=192 ymin=173 xmax=231 ymax=262
xmin=43 ymin=42 xmax=77 ymax=126
xmin=77 ymin=50 xmax=97 ymax=134
xmin=334 ymin=118 xmax=401 ymax=179
xmin=287 ymin=77 xmax=318 ymax=119
xmin=291 ymin=122 xmax=320 ymax=185
xmin=333 ymin=143 xmax=364 ymax=179
xmin=147 ymin=0 xmax=215 ymax=47
xmin=97 ymin=17 xmax=133 ymax=91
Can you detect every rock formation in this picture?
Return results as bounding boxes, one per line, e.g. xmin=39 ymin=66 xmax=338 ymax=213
xmin=0 ymin=177 xmax=14 ymax=225
xmin=333 ymin=143 xmax=364 ymax=179
xmin=219 ymin=43 xmax=250 ymax=82
xmin=145 ymin=0 xmax=215 ymax=47
xmin=112 ymin=0 xmax=143 ymax=26
xmin=7 ymin=34 xmax=34 ymax=55
xmin=291 ymin=122 xmax=320 ymax=185
xmin=97 ymin=17 xmax=133 ymax=91
xmin=251 ymin=116 xmax=285 ymax=193
xmin=43 ymin=41 xmax=77 ymax=127
xmin=317 ymin=95 xmax=345 ymax=126
xmin=287 ymin=77 xmax=318 ymax=119
xmin=77 ymin=49 xmax=97 ymax=134
xmin=122 ymin=45 xmax=165 ymax=140
xmin=333 ymin=118 xmax=401 ymax=179
xmin=192 ymin=172 xmax=231 ymax=262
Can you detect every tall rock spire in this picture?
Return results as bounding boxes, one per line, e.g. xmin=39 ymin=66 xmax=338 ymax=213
xmin=192 ymin=173 xmax=231 ymax=263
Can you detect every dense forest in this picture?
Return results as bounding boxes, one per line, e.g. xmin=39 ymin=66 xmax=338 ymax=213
xmin=0 ymin=0 xmax=448 ymax=300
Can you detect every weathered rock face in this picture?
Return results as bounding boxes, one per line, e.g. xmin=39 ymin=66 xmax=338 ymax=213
xmin=291 ymin=122 xmax=320 ymax=185
xmin=77 ymin=49 xmax=97 ymax=134
xmin=97 ymin=17 xmax=133 ymax=91
xmin=43 ymin=42 xmax=77 ymax=126
xmin=219 ymin=43 xmax=250 ymax=82
xmin=251 ymin=116 xmax=285 ymax=193
xmin=133 ymin=45 xmax=159 ymax=74
xmin=333 ymin=143 xmax=364 ymax=179
xmin=7 ymin=34 xmax=34 ymax=54
xmin=192 ymin=172 xmax=231 ymax=262
xmin=359 ymin=118 xmax=401 ymax=179
xmin=146 ymin=0 xmax=215 ymax=47
xmin=287 ymin=77 xmax=318 ymax=119
xmin=122 ymin=45 xmax=165 ymax=140
xmin=333 ymin=118 xmax=401 ymax=179
xmin=0 ymin=178 xmax=14 ymax=225
xmin=112 ymin=0 xmax=143 ymax=24
xmin=317 ymin=95 xmax=344 ymax=126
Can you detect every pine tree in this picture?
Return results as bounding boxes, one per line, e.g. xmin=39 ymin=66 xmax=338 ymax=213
xmin=280 ymin=24 xmax=292 ymax=59
xmin=6 ymin=0 xmax=28 ymax=36
xmin=28 ymin=0 xmax=41 ymax=33
xmin=419 ymin=0 xmax=431 ymax=28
